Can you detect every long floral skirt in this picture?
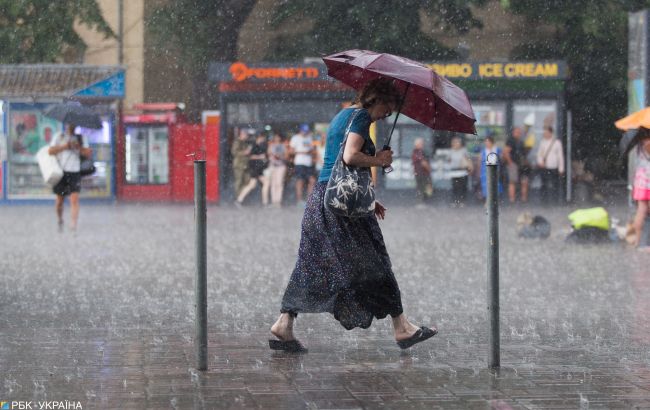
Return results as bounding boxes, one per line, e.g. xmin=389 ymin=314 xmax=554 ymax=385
xmin=280 ymin=182 xmax=403 ymax=330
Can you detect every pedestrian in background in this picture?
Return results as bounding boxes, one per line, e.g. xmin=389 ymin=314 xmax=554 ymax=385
xmin=480 ymin=135 xmax=503 ymax=200
xmin=412 ymin=137 xmax=433 ymax=206
xmin=290 ymin=124 xmax=316 ymax=207
xmin=504 ymin=126 xmax=529 ymax=203
xmin=232 ymin=129 xmax=251 ymax=198
xmin=235 ymin=133 xmax=268 ymax=207
xmin=632 ymin=132 xmax=650 ymax=248
xmin=448 ymin=136 xmax=472 ymax=207
xmin=262 ymin=132 xmax=287 ymax=207
xmin=48 ymin=123 xmax=92 ymax=232
xmin=270 ymin=78 xmax=437 ymax=353
xmin=536 ymin=126 xmax=564 ymax=205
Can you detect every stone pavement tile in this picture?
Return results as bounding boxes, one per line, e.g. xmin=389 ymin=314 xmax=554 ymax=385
xmin=250 ymin=392 xmax=308 ymax=409
xmin=343 ymin=374 xmax=401 ymax=395
xmin=298 ymin=390 xmax=362 ymax=410
xmin=199 ymin=389 xmax=260 ymax=409
xmin=288 ymin=374 xmax=350 ymax=391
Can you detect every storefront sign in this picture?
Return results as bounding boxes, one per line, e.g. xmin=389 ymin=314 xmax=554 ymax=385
xmin=74 ymin=71 xmax=125 ymax=98
xmin=209 ymin=62 xmax=327 ymax=83
xmin=210 ymin=61 xmax=566 ymax=83
xmin=228 ymin=62 xmax=320 ymax=82
xmin=427 ymin=62 xmax=566 ymax=79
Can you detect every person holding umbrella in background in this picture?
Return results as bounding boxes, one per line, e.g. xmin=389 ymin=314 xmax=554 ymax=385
xmin=48 ymin=123 xmax=92 ymax=233
xmin=44 ymin=103 xmax=99 ymax=233
xmin=615 ymin=110 xmax=650 ymax=248
xmin=630 ymin=129 xmax=650 ymax=248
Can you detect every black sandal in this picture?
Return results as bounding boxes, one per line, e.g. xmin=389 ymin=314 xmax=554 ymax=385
xmin=396 ymin=326 xmax=438 ymax=349
xmin=269 ymin=339 xmax=308 ymax=353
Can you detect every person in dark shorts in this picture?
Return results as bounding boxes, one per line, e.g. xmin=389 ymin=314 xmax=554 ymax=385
xmin=48 ymin=123 xmax=92 ymax=232
xmin=235 ymin=132 xmax=268 ymax=206
xmin=504 ymin=127 xmax=529 ymax=203
xmin=269 ymin=78 xmax=437 ymax=353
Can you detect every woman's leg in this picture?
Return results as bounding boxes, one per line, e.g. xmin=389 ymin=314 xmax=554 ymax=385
xmin=633 ymin=200 xmax=649 ymax=247
xmin=236 ymin=177 xmax=258 ymax=203
xmin=270 ymin=313 xmax=295 ymax=341
xmin=70 ymin=192 xmax=80 ymax=231
xmin=271 ymin=166 xmax=286 ymax=205
xmin=262 ymin=170 xmax=271 ymax=205
xmin=55 ymin=194 xmax=64 ymax=231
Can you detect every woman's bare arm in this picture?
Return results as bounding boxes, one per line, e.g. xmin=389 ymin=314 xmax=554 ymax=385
xmin=343 ymin=133 xmax=392 ymax=167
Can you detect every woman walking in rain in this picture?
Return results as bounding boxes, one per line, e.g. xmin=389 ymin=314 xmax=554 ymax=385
xmin=48 ymin=123 xmax=91 ymax=233
xmin=632 ymin=131 xmax=650 ymax=248
xmin=269 ymin=78 xmax=437 ymax=352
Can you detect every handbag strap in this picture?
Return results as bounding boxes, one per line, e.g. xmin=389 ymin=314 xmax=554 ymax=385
xmin=542 ymin=138 xmax=557 ymax=163
xmin=337 ymin=108 xmax=363 ymax=159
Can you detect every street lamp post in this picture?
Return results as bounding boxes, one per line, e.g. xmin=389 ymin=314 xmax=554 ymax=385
xmin=486 ymin=152 xmax=500 ymax=369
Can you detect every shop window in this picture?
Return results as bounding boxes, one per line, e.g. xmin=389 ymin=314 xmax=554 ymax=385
xmin=78 ymin=121 xmax=113 ymax=197
xmin=125 ymin=126 xmax=169 ymax=184
xmin=469 ymin=103 xmax=507 ymax=153
xmin=227 ymin=103 xmax=260 ymax=124
xmin=512 ymin=100 xmax=558 ymax=162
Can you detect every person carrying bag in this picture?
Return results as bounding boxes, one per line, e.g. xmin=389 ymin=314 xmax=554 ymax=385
xmin=324 ymin=109 xmax=376 ymax=217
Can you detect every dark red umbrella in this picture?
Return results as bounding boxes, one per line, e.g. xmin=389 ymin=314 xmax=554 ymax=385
xmin=322 ymin=49 xmax=476 ymax=135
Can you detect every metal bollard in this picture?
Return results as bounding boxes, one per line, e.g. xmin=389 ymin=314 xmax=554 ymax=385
xmin=486 ymin=152 xmax=500 ymax=369
xmin=194 ymin=160 xmax=208 ymax=370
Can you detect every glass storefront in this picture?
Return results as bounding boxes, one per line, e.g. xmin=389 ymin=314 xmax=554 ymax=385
xmin=384 ymin=115 xmax=434 ymax=190
xmin=125 ymin=125 xmax=169 ymax=184
xmin=512 ymin=100 xmax=558 ymax=162
xmin=78 ymin=121 xmax=113 ymax=197
xmin=382 ymin=100 xmax=559 ymax=191
xmin=5 ymin=103 xmax=114 ymax=199
xmin=471 ymin=102 xmax=507 ymax=150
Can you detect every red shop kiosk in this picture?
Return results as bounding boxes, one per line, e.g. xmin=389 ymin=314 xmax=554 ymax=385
xmin=117 ymin=103 xmax=219 ymax=202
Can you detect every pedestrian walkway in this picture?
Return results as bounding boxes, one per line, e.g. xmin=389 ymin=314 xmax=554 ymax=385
xmin=0 ymin=204 xmax=649 ymax=409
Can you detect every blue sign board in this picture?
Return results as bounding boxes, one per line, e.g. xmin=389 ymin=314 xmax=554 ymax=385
xmin=74 ymin=71 xmax=125 ymax=98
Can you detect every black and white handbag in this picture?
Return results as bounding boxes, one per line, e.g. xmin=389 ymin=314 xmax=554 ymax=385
xmin=324 ymin=109 xmax=376 ymax=218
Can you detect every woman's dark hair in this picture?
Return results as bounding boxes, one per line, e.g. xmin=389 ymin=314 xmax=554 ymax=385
xmin=354 ymin=78 xmax=401 ymax=109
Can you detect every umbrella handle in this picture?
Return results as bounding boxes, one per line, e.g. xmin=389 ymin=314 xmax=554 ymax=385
xmin=385 ymin=83 xmax=410 ymax=148
xmin=382 ymin=145 xmax=394 ymax=174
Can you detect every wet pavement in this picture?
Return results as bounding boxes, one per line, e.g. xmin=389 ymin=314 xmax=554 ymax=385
xmin=1 ymin=200 xmax=649 ymax=409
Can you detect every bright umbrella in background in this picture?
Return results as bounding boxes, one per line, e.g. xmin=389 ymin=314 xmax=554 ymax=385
xmin=615 ymin=107 xmax=650 ymax=155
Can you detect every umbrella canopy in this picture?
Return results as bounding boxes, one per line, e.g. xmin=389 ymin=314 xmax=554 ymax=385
xmin=614 ymin=107 xmax=650 ymax=131
xmin=322 ymin=49 xmax=476 ymax=134
xmin=43 ymin=103 xmax=102 ymax=129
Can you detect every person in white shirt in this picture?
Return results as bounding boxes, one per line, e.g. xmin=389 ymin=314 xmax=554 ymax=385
xmin=289 ymin=124 xmax=315 ymax=206
xmin=536 ymin=126 xmax=564 ymax=205
xmin=48 ymin=123 xmax=92 ymax=232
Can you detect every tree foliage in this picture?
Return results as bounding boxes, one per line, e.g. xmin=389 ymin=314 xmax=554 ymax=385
xmin=504 ymin=0 xmax=650 ymax=177
xmin=0 ymin=0 xmax=114 ymax=63
xmin=269 ymin=0 xmax=487 ymax=61
xmin=146 ymin=0 xmax=256 ymax=117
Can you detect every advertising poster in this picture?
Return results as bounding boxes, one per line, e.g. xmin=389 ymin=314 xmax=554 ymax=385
xmin=628 ymin=10 xmax=648 ymax=114
xmin=8 ymin=107 xmax=61 ymax=198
